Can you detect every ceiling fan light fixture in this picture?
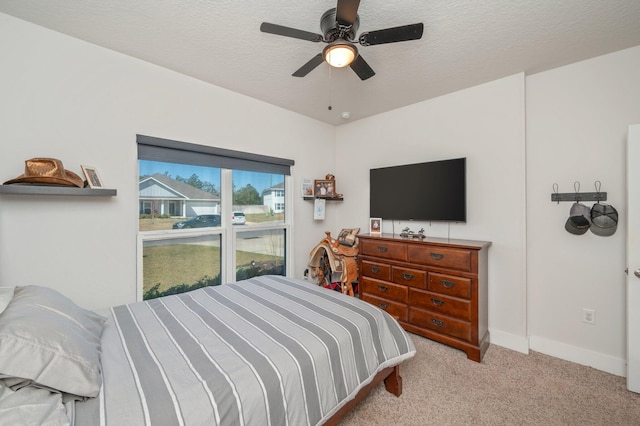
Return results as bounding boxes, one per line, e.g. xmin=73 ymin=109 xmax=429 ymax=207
xmin=323 ymin=42 xmax=357 ymax=68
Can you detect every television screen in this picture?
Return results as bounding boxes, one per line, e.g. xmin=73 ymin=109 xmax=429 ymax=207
xmin=369 ymin=157 xmax=466 ymax=222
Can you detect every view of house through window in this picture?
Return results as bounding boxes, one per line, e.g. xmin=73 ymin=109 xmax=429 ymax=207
xmin=138 ymin=157 xmax=288 ymax=300
xmin=139 ymin=161 xmax=221 ymax=231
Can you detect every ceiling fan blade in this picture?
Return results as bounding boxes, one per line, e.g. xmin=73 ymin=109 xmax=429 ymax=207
xmin=260 ymin=22 xmax=323 ymax=42
xmin=350 ymin=55 xmax=375 ymax=80
xmin=336 ymin=0 xmax=361 ymax=26
xmin=292 ymin=53 xmax=325 ymax=77
xmin=359 ymin=23 xmax=424 ymax=46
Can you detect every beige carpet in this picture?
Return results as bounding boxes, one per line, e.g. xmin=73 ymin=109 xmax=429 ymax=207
xmin=339 ymin=333 xmax=640 ymax=425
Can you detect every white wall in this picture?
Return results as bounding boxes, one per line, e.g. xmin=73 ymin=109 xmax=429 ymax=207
xmin=526 ymin=45 xmax=640 ymax=375
xmin=334 ymin=74 xmax=529 ymax=352
xmin=0 ymin=13 xmax=336 ymax=310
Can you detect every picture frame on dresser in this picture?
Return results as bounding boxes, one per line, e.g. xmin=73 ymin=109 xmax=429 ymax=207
xmin=369 ymin=218 xmax=382 ymax=234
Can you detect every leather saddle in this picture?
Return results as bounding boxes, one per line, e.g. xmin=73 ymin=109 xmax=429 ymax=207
xmin=308 ymin=231 xmax=358 ymax=296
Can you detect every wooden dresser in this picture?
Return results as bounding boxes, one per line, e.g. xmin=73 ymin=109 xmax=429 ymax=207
xmin=357 ymin=233 xmax=491 ymax=362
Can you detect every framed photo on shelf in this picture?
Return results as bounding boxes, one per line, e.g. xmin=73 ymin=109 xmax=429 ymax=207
xmin=81 ymin=165 xmax=103 ymax=188
xmin=302 ymin=179 xmax=314 ymax=197
xmin=314 ymin=179 xmax=336 ymax=198
xmin=369 ymin=217 xmax=382 ymax=234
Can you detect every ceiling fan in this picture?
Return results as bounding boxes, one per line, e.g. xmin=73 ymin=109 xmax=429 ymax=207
xmin=260 ymin=0 xmax=424 ymax=80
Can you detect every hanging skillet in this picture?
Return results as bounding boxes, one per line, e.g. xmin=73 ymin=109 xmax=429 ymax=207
xmin=259 ymin=0 xmax=424 ymax=80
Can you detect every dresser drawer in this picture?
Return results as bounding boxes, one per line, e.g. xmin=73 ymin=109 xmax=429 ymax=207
xmin=409 ymin=308 xmax=471 ymax=342
xmin=428 ymin=272 xmax=471 ymax=299
xmin=361 ymin=260 xmax=391 ymax=281
xmin=392 ymin=266 xmax=426 ymax=289
xmin=409 ymin=288 xmax=471 ymax=321
xmin=408 ymin=245 xmax=472 ymax=272
xmin=360 ymin=239 xmax=407 ymax=261
xmin=361 ymin=277 xmax=408 ymax=303
xmin=362 ymin=294 xmax=408 ymax=322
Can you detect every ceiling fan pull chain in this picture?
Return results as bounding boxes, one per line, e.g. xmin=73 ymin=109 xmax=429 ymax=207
xmin=328 ymin=65 xmax=334 ymax=111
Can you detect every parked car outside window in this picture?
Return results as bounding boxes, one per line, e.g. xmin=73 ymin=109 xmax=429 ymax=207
xmin=232 ymin=211 xmax=246 ymax=225
xmin=172 ymin=214 xmax=221 ymax=229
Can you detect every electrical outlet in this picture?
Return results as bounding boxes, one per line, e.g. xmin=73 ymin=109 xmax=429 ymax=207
xmin=583 ymin=308 xmax=596 ymax=324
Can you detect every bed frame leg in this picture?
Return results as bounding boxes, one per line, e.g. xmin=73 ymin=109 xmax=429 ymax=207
xmin=384 ymin=365 xmax=403 ymax=396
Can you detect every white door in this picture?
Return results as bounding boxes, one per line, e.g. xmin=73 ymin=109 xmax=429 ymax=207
xmin=627 ymin=124 xmax=640 ymax=393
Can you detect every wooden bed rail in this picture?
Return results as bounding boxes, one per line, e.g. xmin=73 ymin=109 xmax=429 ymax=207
xmin=323 ymin=365 xmax=402 ymax=425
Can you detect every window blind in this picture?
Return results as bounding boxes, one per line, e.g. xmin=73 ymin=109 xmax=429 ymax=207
xmin=137 ymin=134 xmax=294 ymax=175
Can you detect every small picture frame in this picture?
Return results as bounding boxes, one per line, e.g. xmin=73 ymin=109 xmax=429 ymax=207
xmin=302 ymin=179 xmax=314 ymax=197
xmin=81 ymin=165 xmax=103 ymax=188
xmin=314 ymin=179 xmax=336 ymax=198
xmin=369 ymin=218 xmax=382 ymax=234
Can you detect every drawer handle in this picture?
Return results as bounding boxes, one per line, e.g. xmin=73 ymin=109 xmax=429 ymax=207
xmin=430 ymin=298 xmax=444 ymax=306
xmin=377 ymin=285 xmax=388 ymax=292
xmin=431 ymin=318 xmax=445 ymax=327
xmin=430 ymin=253 xmax=444 ymax=260
xmin=378 ymin=303 xmax=389 ymax=309
xmin=371 ymin=266 xmax=381 ymax=274
xmin=402 ymin=273 xmax=414 ymax=281
xmin=377 ymin=246 xmax=388 ymax=253
xmin=441 ymin=280 xmax=455 ymax=289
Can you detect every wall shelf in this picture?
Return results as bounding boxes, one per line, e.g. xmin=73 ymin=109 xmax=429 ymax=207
xmin=303 ymin=196 xmax=343 ymax=201
xmin=0 ymin=185 xmax=117 ymax=197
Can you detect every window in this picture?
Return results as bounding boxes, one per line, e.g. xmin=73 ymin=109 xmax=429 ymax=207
xmin=137 ymin=135 xmax=294 ymax=300
xmin=232 ymin=169 xmax=285 ymax=225
xmin=139 ymin=161 xmax=220 ymax=231
xmin=235 ymin=228 xmax=285 ymax=281
xmin=142 ymin=234 xmax=221 ymax=300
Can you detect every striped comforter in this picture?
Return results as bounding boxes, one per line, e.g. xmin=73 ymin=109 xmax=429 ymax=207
xmin=75 ymin=276 xmax=415 ymax=426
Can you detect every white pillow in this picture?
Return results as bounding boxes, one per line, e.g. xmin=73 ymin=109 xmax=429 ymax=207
xmin=0 ymin=287 xmax=14 ymax=314
xmin=0 ymin=285 xmax=106 ymax=398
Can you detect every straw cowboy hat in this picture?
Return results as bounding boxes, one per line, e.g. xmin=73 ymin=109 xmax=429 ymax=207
xmin=3 ymin=158 xmax=84 ymax=188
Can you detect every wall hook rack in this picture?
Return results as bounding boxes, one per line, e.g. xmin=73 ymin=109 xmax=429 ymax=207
xmin=551 ymin=181 xmax=607 ymax=203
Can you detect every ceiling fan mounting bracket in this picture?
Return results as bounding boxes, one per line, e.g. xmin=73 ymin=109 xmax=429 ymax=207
xmin=321 ymin=8 xmax=359 ymax=42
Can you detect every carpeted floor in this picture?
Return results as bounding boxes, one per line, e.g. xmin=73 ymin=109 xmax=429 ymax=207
xmin=339 ymin=333 xmax=640 ymax=425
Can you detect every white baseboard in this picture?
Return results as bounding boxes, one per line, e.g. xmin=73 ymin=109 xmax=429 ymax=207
xmin=529 ymin=335 xmax=626 ymax=377
xmin=489 ymin=328 xmax=530 ymax=354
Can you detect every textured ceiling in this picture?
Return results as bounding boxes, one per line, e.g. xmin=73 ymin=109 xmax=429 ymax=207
xmin=1 ymin=0 xmax=640 ymax=126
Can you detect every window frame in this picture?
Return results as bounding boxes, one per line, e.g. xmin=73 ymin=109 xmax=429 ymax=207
xmin=136 ymin=135 xmax=294 ymax=301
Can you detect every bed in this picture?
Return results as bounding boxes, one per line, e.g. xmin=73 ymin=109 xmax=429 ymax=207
xmin=0 ymin=275 xmax=415 ymax=425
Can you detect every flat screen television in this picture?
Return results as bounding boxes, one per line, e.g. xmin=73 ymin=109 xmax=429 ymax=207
xmin=369 ymin=157 xmax=466 ymax=222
